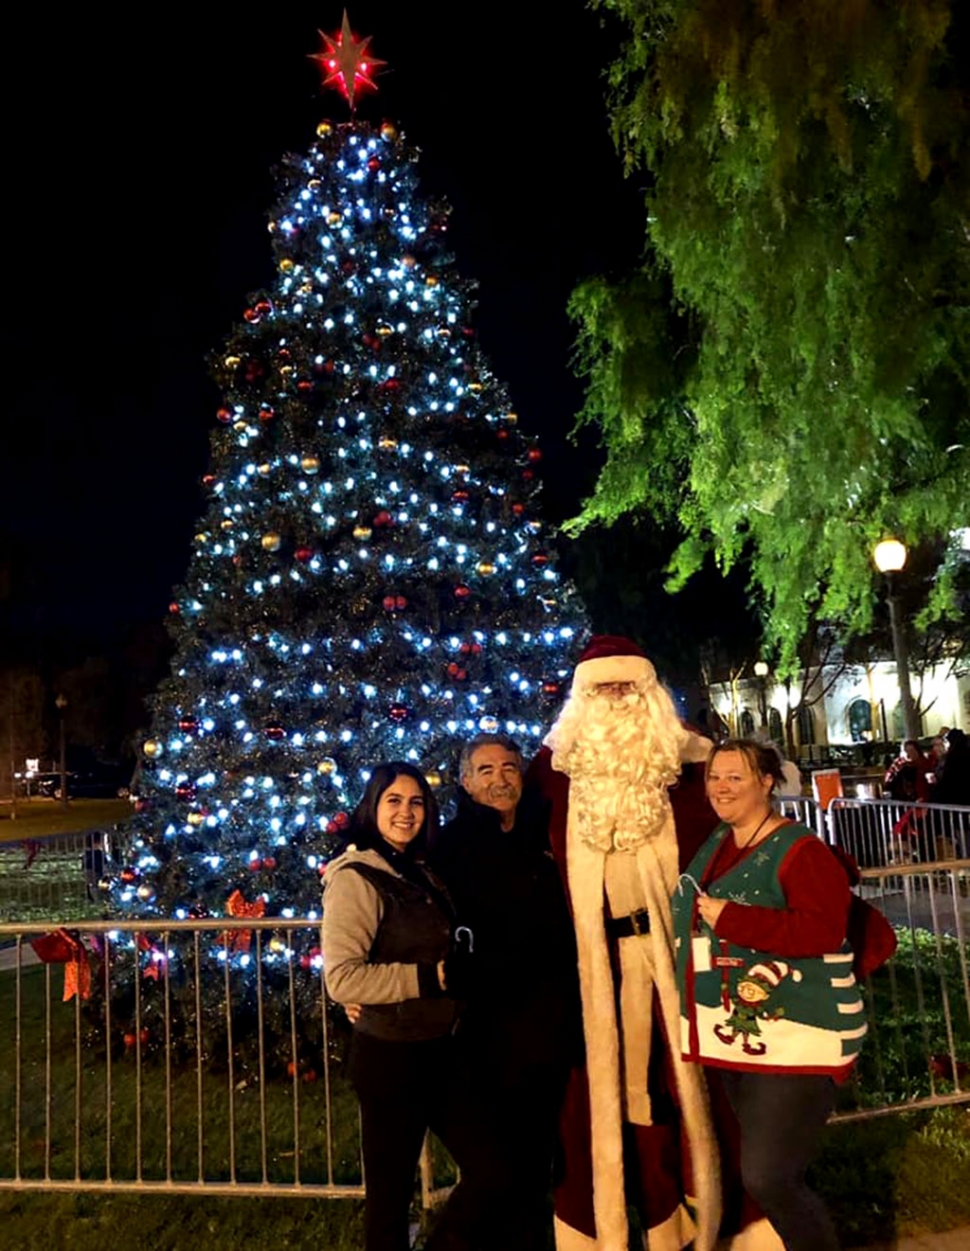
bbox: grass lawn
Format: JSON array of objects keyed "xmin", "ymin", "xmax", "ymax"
[{"xmin": 0, "ymin": 800, "xmax": 132, "ymax": 843}]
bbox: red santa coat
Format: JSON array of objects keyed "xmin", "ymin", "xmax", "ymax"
[{"xmin": 529, "ymin": 747, "xmax": 782, "ymax": 1251}]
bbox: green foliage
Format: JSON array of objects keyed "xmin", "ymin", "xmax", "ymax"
[{"xmin": 571, "ymin": 0, "xmax": 970, "ymax": 670}]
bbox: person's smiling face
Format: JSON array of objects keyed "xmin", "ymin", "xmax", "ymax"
[
  {"xmin": 462, "ymin": 743, "xmax": 523, "ymax": 828},
  {"xmin": 375, "ymin": 774, "xmax": 426, "ymax": 851},
  {"xmin": 706, "ymin": 749, "xmax": 773, "ymax": 829}
]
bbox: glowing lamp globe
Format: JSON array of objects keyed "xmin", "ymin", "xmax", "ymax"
[{"xmin": 873, "ymin": 539, "xmax": 907, "ymax": 574}]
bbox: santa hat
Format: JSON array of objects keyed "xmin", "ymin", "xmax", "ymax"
[
  {"xmin": 573, "ymin": 634, "xmax": 657, "ymax": 689},
  {"xmin": 747, "ymin": 960, "xmax": 803, "ymax": 988}
]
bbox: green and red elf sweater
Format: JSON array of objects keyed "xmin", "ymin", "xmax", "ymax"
[{"xmin": 672, "ymin": 822, "xmax": 867, "ymax": 1077}]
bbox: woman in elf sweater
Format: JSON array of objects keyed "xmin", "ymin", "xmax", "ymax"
[
  {"xmin": 672, "ymin": 739, "xmax": 866, "ymax": 1251},
  {"xmin": 322, "ymin": 762, "xmax": 496, "ymax": 1251}
]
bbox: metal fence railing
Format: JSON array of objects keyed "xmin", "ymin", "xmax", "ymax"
[
  {"xmin": 828, "ymin": 798, "xmax": 970, "ymax": 869},
  {"xmin": 0, "ymin": 826, "xmax": 134, "ymax": 924}
]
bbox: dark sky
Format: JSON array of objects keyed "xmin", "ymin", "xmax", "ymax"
[{"xmin": 3, "ymin": 4, "xmax": 646, "ymax": 670}]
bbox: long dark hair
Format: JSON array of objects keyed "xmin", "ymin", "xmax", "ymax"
[{"xmin": 348, "ymin": 762, "xmax": 440, "ymax": 860}]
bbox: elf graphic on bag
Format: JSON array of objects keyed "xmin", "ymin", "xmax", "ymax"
[{"xmin": 714, "ymin": 960, "xmax": 803, "ymax": 1056}]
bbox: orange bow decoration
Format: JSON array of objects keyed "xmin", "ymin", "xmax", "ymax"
[
  {"xmin": 30, "ymin": 928, "xmax": 91, "ymax": 1002},
  {"xmin": 223, "ymin": 889, "xmax": 266, "ymax": 954}
]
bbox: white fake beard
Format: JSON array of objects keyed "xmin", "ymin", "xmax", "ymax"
[{"xmin": 545, "ymin": 685, "xmax": 689, "ymax": 852}]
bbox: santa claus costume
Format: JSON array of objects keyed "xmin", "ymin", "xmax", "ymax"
[{"xmin": 529, "ymin": 636, "xmax": 783, "ymax": 1251}]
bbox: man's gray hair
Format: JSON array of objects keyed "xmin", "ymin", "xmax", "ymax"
[{"xmin": 458, "ymin": 733, "xmax": 524, "ymax": 781}]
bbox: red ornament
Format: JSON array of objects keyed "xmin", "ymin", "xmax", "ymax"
[
  {"xmin": 175, "ymin": 783, "xmax": 196, "ymax": 802},
  {"xmin": 454, "ymin": 584, "xmax": 471, "ymax": 600},
  {"xmin": 123, "ymin": 1032, "xmax": 137, "ymax": 1049},
  {"xmin": 382, "ymin": 595, "xmax": 397, "ymax": 611},
  {"xmin": 244, "ymin": 360, "xmax": 265, "ymax": 383},
  {"xmin": 297, "ymin": 379, "xmax": 314, "ymax": 393},
  {"xmin": 542, "ymin": 681, "xmax": 561, "ymax": 695},
  {"xmin": 310, "ymin": 13, "xmax": 387, "ymax": 108},
  {"xmin": 462, "ymin": 326, "xmax": 475, "ymax": 338},
  {"xmin": 527, "ymin": 448, "xmax": 543, "ymax": 463},
  {"xmin": 202, "ymin": 474, "xmax": 216, "ymax": 488},
  {"xmin": 249, "ymin": 858, "xmax": 263, "ymax": 872},
  {"xmin": 451, "ymin": 489, "xmax": 470, "ymax": 504},
  {"xmin": 139, "ymin": 1027, "xmax": 150, "ymax": 1045},
  {"xmin": 278, "ymin": 347, "xmax": 291, "ymax": 361},
  {"xmin": 395, "ymin": 595, "xmax": 408, "ymax": 610},
  {"xmin": 367, "ymin": 157, "xmax": 380, "ymax": 172},
  {"xmin": 531, "ymin": 553, "xmax": 549, "ymax": 567},
  {"xmin": 326, "ymin": 820, "xmax": 339, "ymax": 836},
  {"xmin": 373, "ymin": 510, "xmax": 393, "ymax": 527},
  {"xmin": 134, "ymin": 799, "xmax": 150, "ymax": 814},
  {"xmin": 388, "ymin": 704, "xmax": 409, "ymax": 723},
  {"xmin": 178, "ymin": 717, "xmax": 199, "ymax": 734},
  {"xmin": 447, "ymin": 662, "xmax": 460, "ymax": 677},
  {"xmin": 243, "ymin": 307, "xmax": 260, "ymax": 324},
  {"xmin": 216, "ymin": 407, "xmax": 233, "ymax": 424},
  {"xmin": 263, "ymin": 856, "xmax": 277, "ymax": 871},
  {"xmin": 120, "ymin": 868, "xmax": 138, "ymax": 884},
  {"xmin": 265, "ymin": 723, "xmax": 286, "ymax": 741},
  {"xmin": 379, "ymin": 378, "xmax": 401, "ymax": 393},
  {"xmin": 254, "ymin": 299, "xmax": 272, "ymax": 317},
  {"xmin": 496, "ymin": 429, "xmax": 509, "ymax": 441},
  {"xmin": 168, "ymin": 601, "xmax": 181, "ymax": 614},
  {"xmin": 521, "ymin": 469, "xmax": 534, "ymax": 482},
  {"xmin": 300, "ymin": 955, "xmax": 311, "ymax": 969},
  {"xmin": 511, "ymin": 503, "xmax": 526, "ymax": 516},
  {"xmin": 313, "ymin": 358, "xmax": 335, "ymax": 376},
  {"xmin": 259, "ymin": 404, "xmax": 275, "ymax": 422},
  {"xmin": 334, "ymin": 812, "xmax": 350, "ymax": 830},
  {"xmin": 295, "ymin": 546, "xmax": 315, "ymax": 563}
]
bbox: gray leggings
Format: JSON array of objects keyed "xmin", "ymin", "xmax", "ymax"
[{"xmin": 713, "ymin": 1069, "xmax": 839, "ymax": 1251}]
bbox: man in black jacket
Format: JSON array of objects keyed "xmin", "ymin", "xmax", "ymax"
[{"xmin": 428, "ymin": 734, "xmax": 580, "ymax": 1251}]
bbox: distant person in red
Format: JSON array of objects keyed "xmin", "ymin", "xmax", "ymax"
[
  {"xmin": 883, "ymin": 739, "xmax": 932, "ymax": 802},
  {"xmin": 530, "ymin": 635, "xmax": 782, "ymax": 1251}
]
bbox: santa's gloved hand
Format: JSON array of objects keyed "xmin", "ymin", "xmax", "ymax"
[{"xmin": 443, "ymin": 926, "xmax": 475, "ymax": 999}]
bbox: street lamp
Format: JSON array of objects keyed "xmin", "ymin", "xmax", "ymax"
[
  {"xmin": 55, "ymin": 693, "xmax": 68, "ymax": 810},
  {"xmin": 872, "ymin": 539, "xmax": 920, "ymax": 742},
  {"xmin": 753, "ymin": 660, "xmax": 770, "ymax": 729}
]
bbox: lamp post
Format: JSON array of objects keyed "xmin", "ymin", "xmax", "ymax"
[
  {"xmin": 872, "ymin": 539, "xmax": 920, "ymax": 743},
  {"xmin": 753, "ymin": 660, "xmax": 770, "ymax": 729},
  {"xmin": 55, "ymin": 693, "xmax": 68, "ymax": 810}
]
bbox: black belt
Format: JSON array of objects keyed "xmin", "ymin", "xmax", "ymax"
[{"xmin": 605, "ymin": 908, "xmax": 651, "ymax": 938}]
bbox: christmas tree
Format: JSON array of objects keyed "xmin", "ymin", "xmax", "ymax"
[{"xmin": 96, "ymin": 20, "xmax": 585, "ymax": 1066}]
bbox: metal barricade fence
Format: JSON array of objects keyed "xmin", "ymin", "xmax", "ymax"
[
  {"xmin": 832, "ymin": 858, "xmax": 970, "ymax": 1121},
  {"xmin": 0, "ymin": 826, "xmax": 134, "ymax": 923},
  {"xmin": 0, "ymin": 918, "xmax": 365, "ymax": 1197},
  {"xmin": 829, "ymin": 798, "xmax": 970, "ymax": 868}
]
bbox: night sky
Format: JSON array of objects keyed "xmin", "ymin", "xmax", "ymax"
[{"xmin": 3, "ymin": 4, "xmax": 646, "ymax": 678}]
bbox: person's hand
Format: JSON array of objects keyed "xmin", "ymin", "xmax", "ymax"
[
  {"xmin": 437, "ymin": 959, "xmax": 447, "ymax": 991},
  {"xmin": 697, "ymin": 894, "xmax": 728, "ymax": 928},
  {"xmin": 344, "ymin": 1002, "xmax": 362, "ymax": 1024}
]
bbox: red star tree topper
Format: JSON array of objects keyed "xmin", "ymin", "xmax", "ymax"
[{"xmin": 311, "ymin": 10, "xmax": 386, "ymax": 110}]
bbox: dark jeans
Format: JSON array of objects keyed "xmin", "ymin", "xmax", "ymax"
[
  {"xmin": 350, "ymin": 1031, "xmax": 516, "ymax": 1251},
  {"xmin": 713, "ymin": 1069, "xmax": 839, "ymax": 1251}
]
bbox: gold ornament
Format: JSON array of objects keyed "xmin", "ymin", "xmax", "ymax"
[
  {"xmin": 378, "ymin": 435, "xmax": 399, "ymax": 450},
  {"xmin": 455, "ymin": 463, "xmax": 470, "ymax": 475},
  {"xmin": 327, "ymin": 211, "xmax": 342, "ymax": 226},
  {"xmin": 380, "ymin": 121, "xmax": 398, "ymax": 141},
  {"xmin": 317, "ymin": 121, "xmax": 334, "ymax": 138},
  {"xmin": 308, "ymin": 178, "xmax": 322, "ymax": 190},
  {"xmin": 527, "ymin": 520, "xmax": 542, "ymax": 533},
  {"xmin": 402, "ymin": 254, "xmax": 417, "ymax": 268},
  {"xmin": 267, "ymin": 221, "xmax": 277, "ymax": 233},
  {"xmin": 143, "ymin": 739, "xmax": 162, "ymax": 759},
  {"xmin": 279, "ymin": 364, "xmax": 294, "ymax": 377},
  {"xmin": 353, "ymin": 525, "xmax": 373, "ymax": 540},
  {"xmin": 425, "ymin": 770, "xmax": 442, "ymax": 789},
  {"xmin": 505, "ymin": 411, "xmax": 519, "ymax": 425},
  {"xmin": 195, "ymin": 532, "xmax": 209, "ymax": 545},
  {"xmin": 317, "ymin": 758, "xmax": 337, "ymax": 776},
  {"xmin": 261, "ymin": 533, "xmax": 282, "ymax": 552},
  {"xmin": 468, "ymin": 381, "xmax": 484, "ymax": 393},
  {"xmin": 279, "ymin": 258, "xmax": 295, "ymax": 274},
  {"xmin": 136, "ymin": 884, "xmax": 155, "ymax": 902},
  {"xmin": 220, "ymin": 519, "xmax": 234, "ymax": 531},
  {"xmin": 301, "ymin": 455, "xmax": 321, "ymax": 475},
  {"xmin": 376, "ymin": 322, "xmax": 393, "ymax": 337},
  {"xmin": 476, "ymin": 561, "xmax": 496, "ymax": 576},
  {"xmin": 298, "ymin": 281, "xmax": 313, "ymax": 295},
  {"xmin": 436, "ymin": 327, "xmax": 451, "ymax": 339},
  {"xmin": 233, "ymin": 420, "xmax": 248, "ymax": 433},
  {"xmin": 224, "ymin": 355, "xmax": 241, "ymax": 370},
  {"xmin": 257, "ymin": 463, "xmax": 272, "ymax": 477},
  {"xmin": 268, "ymin": 936, "xmax": 287, "ymax": 954},
  {"xmin": 425, "ymin": 275, "xmax": 439, "ymax": 288},
  {"xmin": 187, "ymin": 811, "xmax": 205, "ymax": 827}
]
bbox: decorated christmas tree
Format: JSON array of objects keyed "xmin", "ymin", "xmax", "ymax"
[{"xmin": 95, "ymin": 19, "xmax": 585, "ymax": 1065}]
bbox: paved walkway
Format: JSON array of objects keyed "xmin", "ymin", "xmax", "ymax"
[{"xmin": 849, "ymin": 1227, "xmax": 970, "ymax": 1250}]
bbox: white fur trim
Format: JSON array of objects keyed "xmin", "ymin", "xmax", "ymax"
[
  {"xmin": 554, "ymin": 1215, "xmax": 598, "ymax": 1251},
  {"xmin": 574, "ymin": 654, "xmax": 655, "ymax": 689}
]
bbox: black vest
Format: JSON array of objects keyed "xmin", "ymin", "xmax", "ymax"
[{"xmin": 347, "ymin": 860, "xmax": 458, "ymax": 1042}]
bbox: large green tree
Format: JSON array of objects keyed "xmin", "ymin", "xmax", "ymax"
[{"xmin": 568, "ymin": 0, "xmax": 970, "ymax": 669}]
